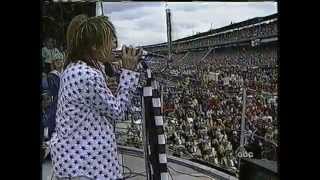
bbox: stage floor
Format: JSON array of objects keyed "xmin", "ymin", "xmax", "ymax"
[{"xmin": 42, "ymin": 153, "xmax": 215, "ymax": 180}]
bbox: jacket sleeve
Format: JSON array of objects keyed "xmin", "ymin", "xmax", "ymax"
[
  {"xmin": 47, "ymin": 73, "xmax": 60, "ymax": 98},
  {"xmin": 86, "ymin": 69, "xmax": 140, "ymax": 121}
]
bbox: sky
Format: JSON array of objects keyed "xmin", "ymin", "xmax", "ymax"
[{"xmin": 96, "ymin": 2, "xmax": 278, "ymax": 48}]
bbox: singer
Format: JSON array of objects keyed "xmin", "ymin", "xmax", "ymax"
[{"xmin": 50, "ymin": 15, "xmax": 143, "ymax": 180}]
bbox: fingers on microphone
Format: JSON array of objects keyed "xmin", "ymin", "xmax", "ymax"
[
  {"xmin": 122, "ymin": 45, "xmax": 127, "ymax": 57},
  {"xmin": 138, "ymin": 48, "xmax": 143, "ymax": 56},
  {"xmin": 132, "ymin": 47, "xmax": 137, "ymax": 57},
  {"xmin": 128, "ymin": 45, "xmax": 133, "ymax": 55}
]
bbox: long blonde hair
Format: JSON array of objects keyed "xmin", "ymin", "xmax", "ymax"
[
  {"xmin": 66, "ymin": 14, "xmax": 87, "ymax": 52},
  {"xmin": 65, "ymin": 15, "xmax": 117, "ymax": 70},
  {"xmin": 65, "ymin": 14, "xmax": 87, "ymax": 69}
]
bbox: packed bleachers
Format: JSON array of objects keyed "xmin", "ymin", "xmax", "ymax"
[
  {"xmin": 140, "ymin": 32, "xmax": 278, "ymax": 171},
  {"xmin": 159, "ymin": 44, "xmax": 278, "ymax": 171}
]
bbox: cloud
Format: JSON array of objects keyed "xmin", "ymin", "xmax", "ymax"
[
  {"xmin": 101, "ymin": 4, "xmax": 167, "ymax": 47},
  {"xmin": 97, "ymin": 2, "xmax": 161, "ymax": 15},
  {"xmin": 98, "ymin": 2, "xmax": 278, "ymax": 47}
]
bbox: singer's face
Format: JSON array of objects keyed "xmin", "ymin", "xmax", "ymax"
[
  {"xmin": 112, "ymin": 37, "xmax": 117, "ymax": 50},
  {"xmin": 98, "ymin": 36, "xmax": 118, "ymax": 64}
]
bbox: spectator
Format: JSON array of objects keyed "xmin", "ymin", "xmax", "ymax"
[{"xmin": 44, "ymin": 51, "xmax": 64, "ymax": 140}]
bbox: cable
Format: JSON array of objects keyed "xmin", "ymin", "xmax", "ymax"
[
  {"xmin": 123, "ymin": 172, "xmax": 146, "ymax": 179},
  {"xmin": 122, "ymin": 164, "xmax": 133, "ymax": 179},
  {"xmin": 125, "ymin": 172, "xmax": 147, "ymax": 179},
  {"xmin": 121, "ymin": 149, "xmax": 125, "ymax": 176},
  {"xmin": 168, "ymin": 168, "xmax": 174, "ymax": 180},
  {"xmin": 50, "ymin": 169, "xmax": 54, "ymax": 180},
  {"xmin": 121, "ymin": 164, "xmax": 147, "ymax": 179},
  {"xmin": 168, "ymin": 165, "xmax": 214, "ymax": 179}
]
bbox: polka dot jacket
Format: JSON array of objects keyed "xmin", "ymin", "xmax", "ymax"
[{"xmin": 50, "ymin": 61, "xmax": 140, "ymax": 180}]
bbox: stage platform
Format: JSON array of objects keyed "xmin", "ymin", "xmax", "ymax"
[{"xmin": 42, "ymin": 146, "xmax": 237, "ymax": 180}]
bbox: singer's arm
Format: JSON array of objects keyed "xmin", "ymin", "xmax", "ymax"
[{"xmin": 86, "ymin": 69, "xmax": 140, "ymax": 121}]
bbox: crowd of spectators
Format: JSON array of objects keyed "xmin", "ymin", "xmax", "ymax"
[
  {"xmin": 205, "ymin": 21, "xmax": 278, "ymax": 46},
  {"xmin": 217, "ymin": 21, "xmax": 278, "ymax": 44},
  {"xmin": 163, "ymin": 75, "xmax": 277, "ymax": 169},
  {"xmin": 136, "ymin": 43, "xmax": 278, "ymax": 172},
  {"xmin": 202, "ymin": 45, "xmax": 277, "ymax": 67}
]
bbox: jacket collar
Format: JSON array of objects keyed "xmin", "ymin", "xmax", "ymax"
[{"xmin": 49, "ymin": 70, "xmax": 60, "ymax": 76}]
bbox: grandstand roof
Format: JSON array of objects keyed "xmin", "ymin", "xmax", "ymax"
[
  {"xmin": 175, "ymin": 13, "xmax": 278, "ymax": 42},
  {"xmin": 141, "ymin": 13, "xmax": 278, "ymax": 48}
]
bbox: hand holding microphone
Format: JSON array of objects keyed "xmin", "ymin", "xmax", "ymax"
[{"xmin": 121, "ymin": 45, "xmax": 143, "ymax": 71}]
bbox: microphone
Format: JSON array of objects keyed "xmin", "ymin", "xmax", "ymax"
[
  {"xmin": 112, "ymin": 49, "xmax": 166, "ymax": 61},
  {"xmin": 141, "ymin": 50, "xmax": 167, "ymax": 60},
  {"xmin": 112, "ymin": 49, "xmax": 165, "ymax": 70},
  {"xmin": 104, "ymin": 62, "xmax": 116, "ymax": 77}
]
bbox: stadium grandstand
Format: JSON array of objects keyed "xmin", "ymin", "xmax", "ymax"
[{"xmin": 140, "ymin": 13, "xmax": 277, "ymax": 56}]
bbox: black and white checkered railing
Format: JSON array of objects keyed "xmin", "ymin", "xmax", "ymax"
[{"xmin": 143, "ymin": 68, "xmax": 168, "ymax": 180}]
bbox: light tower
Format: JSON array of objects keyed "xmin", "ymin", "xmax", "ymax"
[
  {"xmin": 165, "ymin": 5, "xmax": 172, "ymax": 63},
  {"xmin": 100, "ymin": 0, "xmax": 104, "ymax": 16}
]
